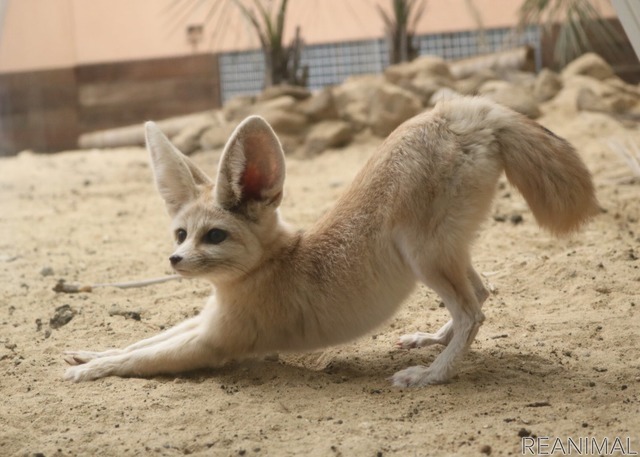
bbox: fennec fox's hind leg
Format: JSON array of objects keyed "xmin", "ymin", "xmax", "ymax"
[
  {"xmin": 392, "ymin": 264, "xmax": 485, "ymax": 387},
  {"xmin": 397, "ymin": 267, "xmax": 488, "ymax": 349}
]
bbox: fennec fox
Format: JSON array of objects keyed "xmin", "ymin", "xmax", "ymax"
[{"xmin": 64, "ymin": 96, "xmax": 598, "ymax": 386}]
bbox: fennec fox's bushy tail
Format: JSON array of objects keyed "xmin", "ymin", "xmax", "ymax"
[
  {"xmin": 64, "ymin": 96, "xmax": 598, "ymax": 387},
  {"xmin": 445, "ymin": 98, "xmax": 599, "ymax": 235},
  {"xmin": 498, "ymin": 116, "xmax": 598, "ymax": 235}
]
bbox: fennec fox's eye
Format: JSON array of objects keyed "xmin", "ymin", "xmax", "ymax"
[
  {"xmin": 204, "ymin": 228, "xmax": 228, "ymax": 245},
  {"xmin": 175, "ymin": 229, "xmax": 187, "ymax": 244}
]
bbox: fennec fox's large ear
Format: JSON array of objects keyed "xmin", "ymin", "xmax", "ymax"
[
  {"xmin": 145, "ymin": 121, "xmax": 212, "ymax": 216},
  {"xmin": 215, "ymin": 116, "xmax": 285, "ymax": 214}
]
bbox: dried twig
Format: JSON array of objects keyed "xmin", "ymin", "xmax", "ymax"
[
  {"xmin": 53, "ymin": 275, "xmax": 181, "ymax": 294},
  {"xmin": 93, "ymin": 275, "xmax": 182, "ymax": 289},
  {"xmin": 607, "ymin": 138, "xmax": 640, "ymax": 178}
]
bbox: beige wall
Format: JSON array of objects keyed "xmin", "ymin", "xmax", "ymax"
[
  {"xmin": 70, "ymin": 0, "xmax": 215, "ymax": 64},
  {"xmin": 0, "ymin": 0, "xmax": 76, "ymax": 72},
  {"xmin": 0, "ymin": 0, "xmax": 211, "ymax": 72},
  {"xmin": 0, "ymin": 0, "xmax": 618, "ymax": 73}
]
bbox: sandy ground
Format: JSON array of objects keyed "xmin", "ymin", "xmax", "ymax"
[{"xmin": 1, "ymin": 108, "xmax": 639, "ymax": 457}]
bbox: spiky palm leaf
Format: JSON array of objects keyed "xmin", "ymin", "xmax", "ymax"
[
  {"xmin": 169, "ymin": 0, "xmax": 304, "ymax": 88},
  {"xmin": 377, "ymin": 0, "xmax": 427, "ymax": 64},
  {"xmin": 518, "ymin": 0, "xmax": 623, "ymax": 67}
]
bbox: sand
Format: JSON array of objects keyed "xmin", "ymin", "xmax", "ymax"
[{"xmin": 1, "ymin": 108, "xmax": 639, "ymax": 456}]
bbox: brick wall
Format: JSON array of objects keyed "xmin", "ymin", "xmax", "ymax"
[{"xmin": 0, "ymin": 54, "xmax": 221, "ymax": 156}]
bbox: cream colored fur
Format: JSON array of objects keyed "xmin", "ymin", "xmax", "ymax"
[{"xmin": 64, "ymin": 96, "xmax": 598, "ymax": 386}]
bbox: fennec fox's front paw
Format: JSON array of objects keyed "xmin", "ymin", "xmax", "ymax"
[
  {"xmin": 64, "ymin": 359, "xmax": 117, "ymax": 382},
  {"xmin": 64, "ymin": 350, "xmax": 121, "ymax": 365}
]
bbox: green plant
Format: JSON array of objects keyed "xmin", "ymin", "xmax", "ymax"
[
  {"xmin": 230, "ymin": 0, "xmax": 306, "ymax": 87},
  {"xmin": 517, "ymin": 0, "xmax": 623, "ymax": 67},
  {"xmin": 171, "ymin": 0, "xmax": 307, "ymax": 88},
  {"xmin": 377, "ymin": 0, "xmax": 427, "ymax": 64}
]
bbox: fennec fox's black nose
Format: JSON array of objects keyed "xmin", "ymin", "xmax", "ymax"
[{"xmin": 169, "ymin": 255, "xmax": 183, "ymax": 266}]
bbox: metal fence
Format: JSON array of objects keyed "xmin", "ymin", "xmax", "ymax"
[{"xmin": 218, "ymin": 26, "xmax": 541, "ymax": 103}]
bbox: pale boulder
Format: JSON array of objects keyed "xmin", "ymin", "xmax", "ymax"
[
  {"xmin": 559, "ymin": 74, "xmax": 638, "ymax": 114},
  {"xmin": 478, "ymin": 80, "xmax": 541, "ymax": 119},
  {"xmin": 534, "ymin": 69, "xmax": 563, "ymax": 102},
  {"xmin": 299, "ymin": 87, "xmax": 339, "ymax": 121},
  {"xmin": 261, "ymin": 110, "xmax": 309, "ymax": 136},
  {"xmin": 222, "ymin": 95, "xmax": 255, "ymax": 122},
  {"xmin": 171, "ymin": 116, "xmax": 215, "ymax": 155},
  {"xmin": 429, "ymin": 87, "xmax": 462, "ymax": 106},
  {"xmin": 384, "ymin": 55, "xmax": 453, "ymax": 86},
  {"xmin": 333, "ymin": 75, "xmax": 386, "ymax": 130},
  {"xmin": 368, "ymin": 84, "xmax": 423, "ymax": 137},
  {"xmin": 562, "ymin": 53, "xmax": 615, "ymax": 81},
  {"xmin": 258, "ymin": 84, "xmax": 311, "ymax": 102},
  {"xmin": 404, "ymin": 75, "xmax": 455, "ymax": 105},
  {"xmin": 455, "ymin": 69, "xmax": 499, "ymax": 95},
  {"xmin": 302, "ymin": 120, "xmax": 353, "ymax": 156},
  {"xmin": 199, "ymin": 122, "xmax": 236, "ymax": 150}
]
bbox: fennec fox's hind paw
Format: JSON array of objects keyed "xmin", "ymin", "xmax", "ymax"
[
  {"xmin": 396, "ymin": 320, "xmax": 454, "ymax": 349},
  {"xmin": 397, "ymin": 333, "xmax": 445, "ymax": 349},
  {"xmin": 391, "ymin": 365, "xmax": 450, "ymax": 387}
]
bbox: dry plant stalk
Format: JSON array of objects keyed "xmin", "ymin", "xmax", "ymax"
[
  {"xmin": 607, "ymin": 138, "xmax": 640, "ymax": 178},
  {"xmin": 53, "ymin": 275, "xmax": 181, "ymax": 294}
]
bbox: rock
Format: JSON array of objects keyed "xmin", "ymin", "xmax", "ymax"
[
  {"xmin": 404, "ymin": 75, "xmax": 455, "ymax": 105},
  {"xmin": 450, "ymin": 46, "xmax": 535, "ymax": 79},
  {"xmin": 302, "ymin": 120, "xmax": 353, "ymax": 156},
  {"xmin": 254, "ymin": 95, "xmax": 299, "ymax": 114},
  {"xmin": 79, "ymin": 112, "xmax": 209, "ymax": 149},
  {"xmin": 606, "ymin": 76, "xmax": 640, "ymax": 97},
  {"xmin": 560, "ymin": 74, "xmax": 638, "ymax": 114},
  {"xmin": 478, "ymin": 80, "xmax": 510, "ymax": 94},
  {"xmin": 562, "ymin": 53, "xmax": 614, "ymax": 81},
  {"xmin": 534, "ymin": 69, "xmax": 563, "ymax": 102},
  {"xmin": 429, "ymin": 87, "xmax": 462, "ymax": 106},
  {"xmin": 258, "ymin": 84, "xmax": 311, "ymax": 102},
  {"xmin": 502, "ymin": 70, "xmax": 536, "ymax": 88},
  {"xmin": 518, "ymin": 428, "xmax": 532, "ymax": 438},
  {"xmin": 479, "ymin": 80, "xmax": 541, "ymax": 119},
  {"xmin": 227, "ymin": 95, "xmax": 309, "ymax": 137},
  {"xmin": 299, "ymin": 87, "xmax": 339, "ymax": 121},
  {"xmin": 576, "ymin": 87, "xmax": 610, "ymax": 112},
  {"xmin": 109, "ymin": 308, "xmax": 142, "ymax": 321},
  {"xmin": 603, "ymin": 77, "xmax": 640, "ymax": 111},
  {"xmin": 546, "ymin": 75, "xmax": 607, "ymax": 115},
  {"xmin": 384, "ymin": 55, "xmax": 453, "ymax": 86},
  {"xmin": 171, "ymin": 115, "xmax": 216, "ymax": 155},
  {"xmin": 200, "ymin": 123, "xmax": 236, "ymax": 150},
  {"xmin": 455, "ymin": 69, "xmax": 499, "ymax": 95},
  {"xmin": 50, "ymin": 304, "xmax": 76, "ymax": 329},
  {"xmin": 40, "ymin": 266, "xmax": 54, "ymax": 277},
  {"xmin": 222, "ymin": 95, "xmax": 255, "ymax": 122},
  {"xmin": 333, "ymin": 75, "xmax": 386, "ymax": 130},
  {"xmin": 576, "ymin": 86, "xmax": 636, "ymax": 114},
  {"xmin": 369, "ymin": 84, "xmax": 423, "ymax": 137},
  {"xmin": 260, "ymin": 110, "xmax": 308, "ymax": 136},
  {"xmin": 276, "ymin": 133, "xmax": 303, "ymax": 155}
]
